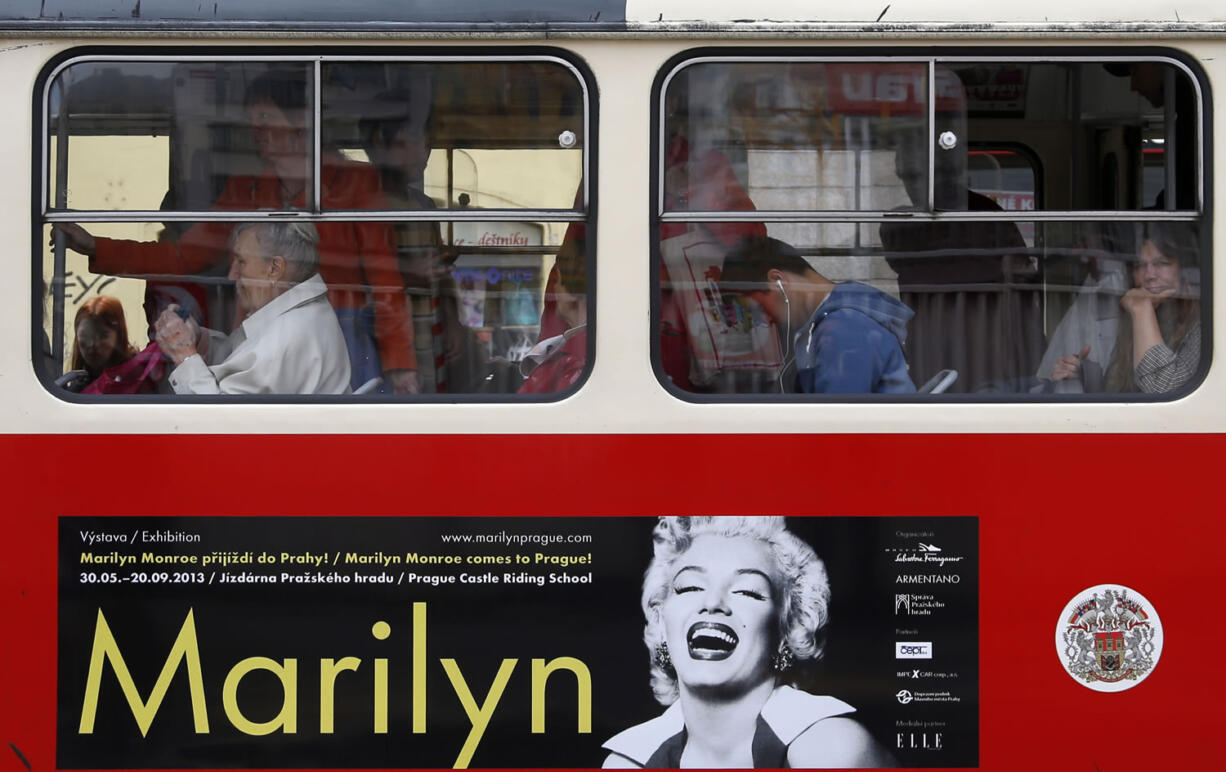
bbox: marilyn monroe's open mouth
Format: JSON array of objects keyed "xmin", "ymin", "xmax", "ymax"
[{"xmin": 687, "ymin": 622, "xmax": 739, "ymax": 661}]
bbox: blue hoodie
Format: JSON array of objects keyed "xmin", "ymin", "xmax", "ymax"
[{"xmin": 794, "ymin": 282, "xmax": 916, "ymax": 394}]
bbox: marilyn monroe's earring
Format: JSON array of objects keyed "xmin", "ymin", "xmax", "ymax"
[
  {"xmin": 772, "ymin": 642, "xmax": 795, "ymax": 673},
  {"xmin": 653, "ymin": 642, "xmax": 675, "ymax": 676}
]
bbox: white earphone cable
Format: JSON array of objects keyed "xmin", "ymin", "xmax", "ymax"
[{"xmin": 775, "ymin": 278, "xmax": 794, "ymax": 393}]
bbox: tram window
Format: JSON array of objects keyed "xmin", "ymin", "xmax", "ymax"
[
  {"xmin": 39, "ymin": 55, "xmax": 591, "ymax": 399},
  {"xmin": 655, "ymin": 55, "xmax": 1207, "ymax": 398}
]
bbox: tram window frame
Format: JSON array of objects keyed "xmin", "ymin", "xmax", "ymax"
[
  {"xmin": 650, "ymin": 47, "xmax": 1212, "ymax": 403},
  {"xmin": 32, "ymin": 47, "xmax": 597, "ymax": 403}
]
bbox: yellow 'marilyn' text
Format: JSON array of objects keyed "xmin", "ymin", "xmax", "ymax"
[{"xmin": 78, "ymin": 602, "xmax": 591, "ymax": 768}]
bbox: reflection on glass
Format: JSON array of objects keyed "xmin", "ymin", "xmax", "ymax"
[
  {"xmin": 48, "ymin": 62, "xmax": 315, "ymax": 212},
  {"xmin": 661, "ymin": 59, "xmax": 1197, "ymax": 219},
  {"xmin": 46, "ymin": 217, "xmax": 414, "ymax": 395},
  {"xmin": 879, "ymin": 204, "xmax": 1042, "ymax": 393},
  {"xmin": 657, "ymin": 221, "xmax": 1202, "ymax": 397},
  {"xmin": 44, "ymin": 57, "xmax": 591, "ymax": 398},
  {"xmin": 660, "ymin": 223, "xmax": 918, "ymax": 395},
  {"xmin": 968, "ymin": 148, "xmax": 1038, "ymax": 244},
  {"xmin": 1037, "ymin": 221, "xmax": 1201, "ymax": 394},
  {"xmin": 663, "ymin": 62, "xmax": 930, "ymax": 213},
  {"xmin": 656, "ymin": 57, "xmax": 1205, "ymax": 399},
  {"xmin": 321, "ymin": 61, "xmax": 585, "ymax": 211},
  {"xmin": 948, "ymin": 61, "xmax": 1196, "ymax": 210},
  {"xmin": 43, "ymin": 220, "xmax": 585, "ymax": 397}
]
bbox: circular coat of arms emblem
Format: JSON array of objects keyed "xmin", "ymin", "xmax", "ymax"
[{"xmin": 1055, "ymin": 584, "xmax": 1163, "ymax": 692}]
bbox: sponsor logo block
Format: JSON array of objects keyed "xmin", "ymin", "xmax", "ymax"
[{"xmin": 896, "ymin": 641, "xmax": 933, "ymax": 659}]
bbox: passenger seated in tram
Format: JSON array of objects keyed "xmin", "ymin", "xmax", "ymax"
[
  {"xmin": 1049, "ymin": 222, "xmax": 1201, "ymax": 394},
  {"xmin": 52, "ymin": 67, "xmax": 417, "ymax": 394},
  {"xmin": 152, "ymin": 221, "xmax": 351, "ymax": 395},
  {"xmin": 69, "ymin": 295, "xmax": 164, "ymax": 395},
  {"xmin": 518, "ymin": 231, "xmax": 587, "ymax": 394},
  {"xmin": 719, "ymin": 236, "xmax": 916, "ymax": 394},
  {"xmin": 1034, "ymin": 222, "xmax": 1132, "ymax": 393}
]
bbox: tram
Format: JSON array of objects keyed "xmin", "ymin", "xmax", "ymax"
[{"xmin": 1, "ymin": 2, "xmax": 1223, "ymax": 770}]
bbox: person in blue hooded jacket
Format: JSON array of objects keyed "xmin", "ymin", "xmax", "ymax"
[{"xmin": 720, "ymin": 236, "xmax": 916, "ymax": 394}]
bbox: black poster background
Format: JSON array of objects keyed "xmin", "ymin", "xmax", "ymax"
[{"xmin": 58, "ymin": 516, "xmax": 977, "ymax": 768}]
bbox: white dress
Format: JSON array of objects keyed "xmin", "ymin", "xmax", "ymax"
[{"xmin": 602, "ymin": 685, "xmax": 856, "ymax": 768}]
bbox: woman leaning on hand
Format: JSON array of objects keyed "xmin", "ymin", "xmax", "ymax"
[{"xmin": 1104, "ymin": 222, "xmax": 1202, "ymax": 393}]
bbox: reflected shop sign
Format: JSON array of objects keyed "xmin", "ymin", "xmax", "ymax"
[
  {"xmin": 821, "ymin": 63, "xmax": 1028, "ymax": 117},
  {"xmin": 824, "ymin": 64, "xmax": 967, "ymax": 115},
  {"xmin": 451, "ymin": 222, "xmax": 541, "ymax": 253},
  {"xmin": 448, "ymin": 222, "xmax": 544, "ymax": 337},
  {"xmin": 58, "ymin": 516, "xmax": 978, "ymax": 769}
]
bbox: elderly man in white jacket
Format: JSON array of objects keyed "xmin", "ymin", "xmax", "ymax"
[{"xmin": 154, "ymin": 221, "xmax": 351, "ymax": 394}]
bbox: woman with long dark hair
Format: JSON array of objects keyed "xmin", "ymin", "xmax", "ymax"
[{"xmin": 1104, "ymin": 223, "xmax": 1201, "ymax": 393}]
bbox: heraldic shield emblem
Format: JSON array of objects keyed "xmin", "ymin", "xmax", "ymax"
[
  {"xmin": 1095, "ymin": 632, "xmax": 1125, "ymax": 672},
  {"xmin": 1055, "ymin": 584, "xmax": 1163, "ymax": 692}
]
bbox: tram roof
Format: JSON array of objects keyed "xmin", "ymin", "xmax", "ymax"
[
  {"xmin": 1, "ymin": 1, "xmax": 1224, "ymax": 34},
  {"xmin": 0, "ymin": 1, "xmax": 622, "ymax": 30}
]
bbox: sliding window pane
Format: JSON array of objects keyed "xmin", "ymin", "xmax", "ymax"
[
  {"xmin": 47, "ymin": 62, "xmax": 316, "ymax": 213},
  {"xmin": 662, "ymin": 62, "xmax": 931, "ymax": 214},
  {"xmin": 948, "ymin": 60, "xmax": 1198, "ymax": 210},
  {"xmin": 320, "ymin": 61, "xmax": 585, "ymax": 211}
]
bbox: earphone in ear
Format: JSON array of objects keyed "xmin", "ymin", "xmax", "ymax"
[{"xmin": 775, "ymin": 278, "xmax": 790, "ymax": 309}]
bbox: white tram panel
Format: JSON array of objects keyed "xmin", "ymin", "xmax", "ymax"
[{"xmin": 0, "ymin": 32, "xmax": 1220, "ymax": 434}]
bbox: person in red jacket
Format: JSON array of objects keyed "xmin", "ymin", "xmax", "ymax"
[
  {"xmin": 54, "ymin": 68, "xmax": 418, "ymax": 393},
  {"xmin": 518, "ymin": 233, "xmax": 588, "ymax": 395},
  {"xmin": 657, "ymin": 74, "xmax": 766, "ymax": 391}
]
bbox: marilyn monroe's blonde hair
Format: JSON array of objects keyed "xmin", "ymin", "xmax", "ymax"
[{"xmin": 641, "ymin": 516, "xmax": 830, "ymax": 705}]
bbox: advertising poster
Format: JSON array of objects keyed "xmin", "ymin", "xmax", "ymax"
[{"xmin": 59, "ymin": 516, "xmax": 977, "ymax": 769}]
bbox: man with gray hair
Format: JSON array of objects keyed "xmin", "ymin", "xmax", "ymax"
[{"xmin": 154, "ymin": 221, "xmax": 351, "ymax": 394}]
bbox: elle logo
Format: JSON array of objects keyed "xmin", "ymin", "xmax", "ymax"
[{"xmin": 897, "ymin": 732, "xmax": 943, "ymax": 750}]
